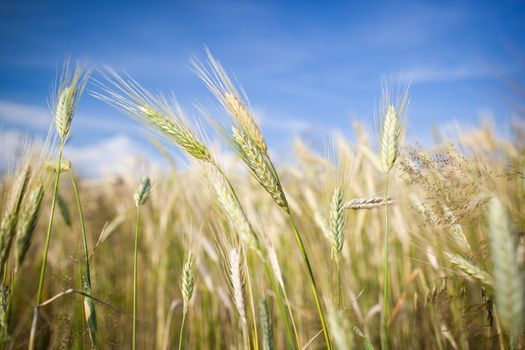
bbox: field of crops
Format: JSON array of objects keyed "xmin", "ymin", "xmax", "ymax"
[{"xmin": 0, "ymin": 55, "xmax": 524, "ymax": 349}]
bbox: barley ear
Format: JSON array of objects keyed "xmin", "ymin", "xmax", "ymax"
[
  {"xmin": 380, "ymin": 105, "xmax": 401, "ymax": 172},
  {"xmin": 54, "ymin": 64, "xmax": 90, "ymax": 141},
  {"xmin": 443, "ymin": 251, "xmax": 492, "ymax": 287},
  {"xmin": 15, "ymin": 186, "xmax": 45, "ymax": 269},
  {"xmin": 181, "ymin": 253, "xmax": 197, "ymax": 314},
  {"xmin": 259, "ymin": 297, "xmax": 273, "ymax": 350},
  {"xmin": 330, "ymin": 187, "xmax": 345, "ymax": 263},
  {"xmin": 487, "ymin": 198, "xmax": 524, "ymax": 342},
  {"xmin": 134, "ymin": 177, "xmax": 151, "ymax": 207}
]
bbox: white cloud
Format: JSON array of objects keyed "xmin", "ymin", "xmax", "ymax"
[
  {"xmin": 0, "ymin": 99, "xmax": 131, "ymax": 133},
  {"xmin": 0, "ymin": 100, "xmax": 51, "ymax": 129},
  {"xmin": 0, "ymin": 130, "xmax": 32, "ymax": 171},
  {"xmin": 63, "ymin": 135, "xmax": 162, "ymax": 178}
]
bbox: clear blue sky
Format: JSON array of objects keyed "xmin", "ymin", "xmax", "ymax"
[{"xmin": 1, "ymin": 0, "xmax": 524, "ymax": 176}]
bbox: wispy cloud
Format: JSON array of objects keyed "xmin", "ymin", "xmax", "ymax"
[
  {"xmin": 0, "ymin": 100, "xmax": 51, "ymax": 129},
  {"xmin": 63, "ymin": 135, "xmax": 161, "ymax": 178},
  {"xmin": 0, "ymin": 99, "xmax": 131, "ymax": 133}
]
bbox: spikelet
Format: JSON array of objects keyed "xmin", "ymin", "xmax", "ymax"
[
  {"xmin": 344, "ymin": 196, "xmax": 393, "ymax": 210},
  {"xmin": 487, "ymin": 198, "xmax": 524, "ymax": 341},
  {"xmin": 265, "ymin": 239, "xmax": 285, "ymax": 290},
  {"xmin": 232, "ymin": 127, "xmax": 287, "ymax": 209},
  {"xmin": 210, "ymin": 167, "xmax": 259, "ymax": 252},
  {"xmin": 259, "ymin": 298, "xmax": 273, "ymax": 350},
  {"xmin": 443, "ymin": 251, "xmax": 492, "ymax": 287},
  {"xmin": 134, "ymin": 177, "xmax": 151, "ymax": 207},
  {"xmin": 53, "ymin": 63, "xmax": 90, "ymax": 141},
  {"xmin": 94, "ymin": 68, "xmax": 213, "ymax": 163},
  {"xmin": 378, "ymin": 83, "xmax": 409, "ymax": 173},
  {"xmin": 15, "ymin": 185, "xmax": 44, "ymax": 269},
  {"xmin": 330, "ymin": 187, "xmax": 345, "ymax": 263},
  {"xmin": 181, "ymin": 253, "xmax": 197, "ymax": 314},
  {"xmin": 192, "ymin": 49, "xmax": 268, "ymax": 154}
]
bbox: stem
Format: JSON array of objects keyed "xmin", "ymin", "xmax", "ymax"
[
  {"xmin": 178, "ymin": 311, "xmax": 186, "ymax": 350},
  {"xmin": 382, "ymin": 171, "xmax": 390, "ymax": 350},
  {"xmin": 288, "ymin": 213, "xmax": 332, "ymax": 350},
  {"xmin": 336, "ymin": 261, "xmax": 343, "ymax": 309},
  {"xmin": 35, "ymin": 143, "xmax": 64, "ymax": 305},
  {"xmin": 245, "ymin": 255, "xmax": 259, "ymax": 350},
  {"xmin": 262, "ymin": 260, "xmax": 299, "ymax": 349},
  {"xmin": 70, "ymin": 173, "xmax": 91, "ymax": 286},
  {"xmin": 133, "ymin": 206, "xmax": 140, "ymax": 350},
  {"xmin": 30, "ymin": 143, "xmax": 64, "ymax": 350}
]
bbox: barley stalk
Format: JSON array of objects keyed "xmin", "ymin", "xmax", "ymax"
[
  {"xmin": 487, "ymin": 198, "xmax": 523, "ymax": 345},
  {"xmin": 179, "ymin": 252, "xmax": 196, "ymax": 350}
]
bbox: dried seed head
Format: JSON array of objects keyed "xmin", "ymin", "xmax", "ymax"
[
  {"xmin": 232, "ymin": 127, "xmax": 287, "ymax": 209},
  {"xmin": 344, "ymin": 196, "xmax": 393, "ymax": 210},
  {"xmin": 192, "ymin": 50, "xmax": 268, "ymax": 154},
  {"xmin": 228, "ymin": 248, "xmax": 247, "ymax": 324},
  {"xmin": 134, "ymin": 177, "xmax": 151, "ymax": 207},
  {"xmin": 94, "ymin": 68, "xmax": 213, "ymax": 163},
  {"xmin": 380, "ymin": 105, "xmax": 401, "ymax": 172},
  {"xmin": 224, "ymin": 92, "xmax": 267, "ymax": 153},
  {"xmin": 211, "ymin": 167, "xmax": 260, "ymax": 252}
]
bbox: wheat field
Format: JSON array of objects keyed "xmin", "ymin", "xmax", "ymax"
[{"xmin": 0, "ymin": 54, "xmax": 524, "ymax": 350}]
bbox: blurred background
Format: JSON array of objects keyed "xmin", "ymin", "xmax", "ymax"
[{"xmin": 1, "ymin": 0, "xmax": 524, "ymax": 177}]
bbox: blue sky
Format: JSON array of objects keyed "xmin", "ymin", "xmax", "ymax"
[{"xmin": 1, "ymin": 0, "xmax": 524, "ymax": 176}]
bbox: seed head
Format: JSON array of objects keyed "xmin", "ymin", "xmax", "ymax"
[{"xmin": 134, "ymin": 177, "xmax": 151, "ymax": 207}]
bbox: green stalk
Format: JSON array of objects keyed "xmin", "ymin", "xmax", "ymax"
[
  {"xmin": 30, "ymin": 143, "xmax": 64, "ymax": 350},
  {"xmin": 336, "ymin": 262, "xmax": 343, "ymax": 309},
  {"xmin": 178, "ymin": 311, "xmax": 186, "ymax": 350},
  {"xmin": 35, "ymin": 143, "xmax": 64, "ymax": 305},
  {"xmin": 262, "ymin": 260, "xmax": 299, "ymax": 349},
  {"xmin": 71, "ymin": 173, "xmax": 97, "ymax": 347},
  {"xmin": 70, "ymin": 174, "xmax": 91, "ymax": 285},
  {"xmin": 133, "ymin": 206, "xmax": 140, "ymax": 350},
  {"xmin": 382, "ymin": 171, "xmax": 390, "ymax": 350},
  {"xmin": 288, "ymin": 214, "xmax": 332, "ymax": 350}
]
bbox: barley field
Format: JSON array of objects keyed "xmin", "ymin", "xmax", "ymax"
[{"xmin": 0, "ymin": 54, "xmax": 524, "ymax": 350}]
